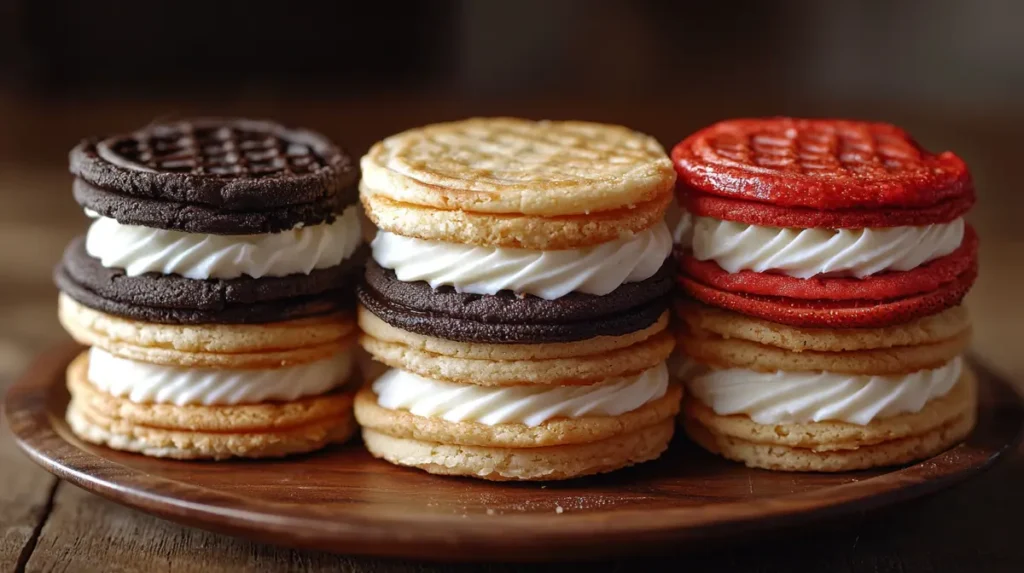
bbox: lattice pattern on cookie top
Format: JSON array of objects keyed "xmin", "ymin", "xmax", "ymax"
[
  {"xmin": 360, "ymin": 118, "xmax": 676, "ymax": 218},
  {"xmin": 371, "ymin": 118, "xmax": 671, "ymax": 190},
  {"xmin": 705, "ymin": 121, "xmax": 923, "ymax": 177},
  {"xmin": 672, "ymin": 118, "xmax": 972, "ymax": 211},
  {"xmin": 96, "ymin": 119, "xmax": 331, "ymax": 178}
]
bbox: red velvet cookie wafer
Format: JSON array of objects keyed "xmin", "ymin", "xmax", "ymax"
[
  {"xmin": 672, "ymin": 118, "xmax": 974, "ymax": 217},
  {"xmin": 682, "ymin": 189, "xmax": 973, "ymax": 229},
  {"xmin": 678, "ymin": 226, "xmax": 978, "ymax": 301},
  {"xmin": 679, "ymin": 260, "xmax": 976, "ymax": 329}
]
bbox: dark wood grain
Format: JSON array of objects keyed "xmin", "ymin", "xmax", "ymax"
[
  {"xmin": 0, "ymin": 378, "xmax": 57, "ymax": 573},
  {"xmin": 5, "ymin": 342, "xmax": 1021, "ymax": 563}
]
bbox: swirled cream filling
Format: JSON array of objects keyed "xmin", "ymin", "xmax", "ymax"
[
  {"xmin": 371, "ymin": 221, "xmax": 672, "ymax": 300},
  {"xmin": 373, "ymin": 364, "xmax": 669, "ymax": 427},
  {"xmin": 85, "ymin": 205, "xmax": 362, "ymax": 279},
  {"xmin": 673, "ymin": 210, "xmax": 964, "ymax": 278}
]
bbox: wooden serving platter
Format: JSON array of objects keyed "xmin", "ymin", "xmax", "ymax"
[{"xmin": 5, "ymin": 342, "xmax": 1022, "ymax": 562}]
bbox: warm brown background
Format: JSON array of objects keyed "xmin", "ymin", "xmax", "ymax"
[{"xmin": 1, "ymin": 1, "xmax": 1023, "ymax": 571}]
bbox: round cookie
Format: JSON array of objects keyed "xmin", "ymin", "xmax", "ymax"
[
  {"xmin": 676, "ymin": 300, "xmax": 971, "ymax": 353},
  {"xmin": 71, "ymin": 118, "xmax": 357, "ymax": 210},
  {"xmin": 683, "ymin": 370, "xmax": 974, "ymax": 450},
  {"xmin": 57, "ymin": 238, "xmax": 364, "ymax": 326},
  {"xmin": 672, "ymin": 118, "xmax": 974, "ymax": 213},
  {"xmin": 679, "ymin": 261, "xmax": 977, "ymax": 329},
  {"xmin": 683, "ymin": 403, "xmax": 975, "ymax": 473},
  {"xmin": 354, "ymin": 384, "xmax": 682, "ymax": 448},
  {"xmin": 60, "ymin": 298, "xmax": 356, "ymax": 368},
  {"xmin": 684, "ymin": 190, "xmax": 973, "ymax": 229},
  {"xmin": 67, "ymin": 402, "xmax": 355, "ymax": 460},
  {"xmin": 678, "ymin": 226, "xmax": 978, "ymax": 301},
  {"xmin": 56, "ymin": 266, "xmax": 353, "ymax": 327},
  {"xmin": 60, "ymin": 293, "xmax": 355, "ymax": 354},
  {"xmin": 74, "ymin": 177, "xmax": 357, "ymax": 235},
  {"xmin": 675, "ymin": 300, "xmax": 971, "ymax": 353},
  {"xmin": 359, "ymin": 328, "xmax": 674, "ymax": 386},
  {"xmin": 361, "ymin": 420, "xmax": 675, "ymax": 481},
  {"xmin": 358, "ymin": 260, "xmax": 672, "ymax": 344},
  {"xmin": 361, "ymin": 118, "xmax": 676, "ymax": 217},
  {"xmin": 677, "ymin": 326, "xmax": 969, "ymax": 375},
  {"xmin": 362, "ymin": 190, "xmax": 672, "ymax": 250},
  {"xmin": 359, "ymin": 306, "xmax": 668, "ymax": 361}
]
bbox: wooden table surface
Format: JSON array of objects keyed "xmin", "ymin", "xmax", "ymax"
[{"xmin": 0, "ymin": 96, "xmax": 1022, "ymax": 572}]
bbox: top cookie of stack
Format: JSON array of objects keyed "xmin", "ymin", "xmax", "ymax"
[
  {"xmin": 671, "ymin": 118, "xmax": 978, "ymax": 472},
  {"xmin": 355, "ymin": 118, "xmax": 681, "ymax": 481},
  {"xmin": 55, "ymin": 118, "xmax": 365, "ymax": 460},
  {"xmin": 360, "ymin": 117, "xmax": 674, "ymax": 249},
  {"xmin": 62, "ymin": 118, "xmax": 365, "ymax": 323}
]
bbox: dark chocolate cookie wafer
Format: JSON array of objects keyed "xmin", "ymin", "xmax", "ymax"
[
  {"xmin": 57, "ymin": 238, "xmax": 366, "ymax": 324},
  {"xmin": 357, "ymin": 260, "xmax": 672, "ymax": 344},
  {"xmin": 70, "ymin": 118, "xmax": 358, "ymax": 210},
  {"xmin": 74, "ymin": 178, "xmax": 357, "ymax": 235}
]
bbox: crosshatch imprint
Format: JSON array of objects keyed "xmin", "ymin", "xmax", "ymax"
[
  {"xmin": 102, "ymin": 123, "xmax": 329, "ymax": 177},
  {"xmin": 705, "ymin": 123, "xmax": 928, "ymax": 179}
]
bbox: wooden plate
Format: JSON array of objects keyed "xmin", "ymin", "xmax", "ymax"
[{"xmin": 6, "ymin": 343, "xmax": 1022, "ymax": 562}]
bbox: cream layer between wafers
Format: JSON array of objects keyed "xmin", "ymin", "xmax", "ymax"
[
  {"xmin": 369, "ymin": 221, "xmax": 674, "ymax": 423},
  {"xmin": 673, "ymin": 209, "xmax": 967, "ymax": 426}
]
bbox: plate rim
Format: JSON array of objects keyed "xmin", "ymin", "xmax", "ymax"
[{"xmin": 6, "ymin": 342, "xmax": 1023, "ymax": 561}]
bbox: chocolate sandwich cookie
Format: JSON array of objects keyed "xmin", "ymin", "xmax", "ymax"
[
  {"xmin": 71, "ymin": 118, "xmax": 356, "ymax": 209},
  {"xmin": 353, "ymin": 118, "xmax": 682, "ymax": 480},
  {"xmin": 669, "ymin": 118, "xmax": 979, "ymax": 471},
  {"xmin": 55, "ymin": 118, "xmax": 365, "ymax": 460},
  {"xmin": 71, "ymin": 118, "xmax": 359, "ymax": 234},
  {"xmin": 74, "ymin": 178, "xmax": 357, "ymax": 235},
  {"xmin": 57, "ymin": 237, "xmax": 365, "ymax": 324},
  {"xmin": 358, "ymin": 259, "xmax": 672, "ymax": 343}
]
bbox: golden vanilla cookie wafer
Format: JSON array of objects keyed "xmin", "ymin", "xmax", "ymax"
[
  {"xmin": 674, "ymin": 299, "xmax": 971, "ymax": 353},
  {"xmin": 359, "ymin": 329, "xmax": 674, "ymax": 386},
  {"xmin": 361, "ymin": 420, "xmax": 674, "ymax": 481},
  {"xmin": 678, "ymin": 328, "xmax": 968, "ymax": 375},
  {"xmin": 361, "ymin": 117, "xmax": 675, "ymax": 218},
  {"xmin": 683, "ymin": 408, "xmax": 975, "ymax": 472},
  {"xmin": 60, "ymin": 293, "xmax": 356, "ymax": 354},
  {"xmin": 362, "ymin": 190, "xmax": 672, "ymax": 250},
  {"xmin": 67, "ymin": 401, "xmax": 355, "ymax": 460},
  {"xmin": 354, "ymin": 384, "xmax": 681, "ymax": 448},
  {"xmin": 61, "ymin": 297, "xmax": 357, "ymax": 369}
]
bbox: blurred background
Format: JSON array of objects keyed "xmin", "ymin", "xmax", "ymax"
[{"xmin": 0, "ymin": 0, "xmax": 1022, "ymax": 383}]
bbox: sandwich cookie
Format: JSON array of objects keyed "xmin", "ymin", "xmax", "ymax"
[
  {"xmin": 56, "ymin": 118, "xmax": 364, "ymax": 459},
  {"xmin": 672, "ymin": 118, "xmax": 976, "ymax": 329},
  {"xmin": 670, "ymin": 118, "xmax": 979, "ymax": 471},
  {"xmin": 355, "ymin": 118, "xmax": 681, "ymax": 480}
]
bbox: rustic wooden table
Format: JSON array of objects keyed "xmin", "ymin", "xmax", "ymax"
[{"xmin": 1, "ymin": 97, "xmax": 1022, "ymax": 572}]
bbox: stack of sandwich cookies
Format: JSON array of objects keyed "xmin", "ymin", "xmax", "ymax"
[
  {"xmin": 55, "ymin": 118, "xmax": 365, "ymax": 459},
  {"xmin": 671, "ymin": 118, "xmax": 978, "ymax": 471},
  {"xmin": 355, "ymin": 118, "xmax": 681, "ymax": 480}
]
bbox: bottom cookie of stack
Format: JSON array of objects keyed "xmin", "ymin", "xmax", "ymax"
[
  {"xmin": 675, "ymin": 301, "xmax": 976, "ymax": 472},
  {"xmin": 355, "ymin": 365, "xmax": 681, "ymax": 481},
  {"xmin": 60, "ymin": 295, "xmax": 359, "ymax": 460}
]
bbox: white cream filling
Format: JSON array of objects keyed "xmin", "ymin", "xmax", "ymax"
[
  {"xmin": 87, "ymin": 347, "xmax": 353, "ymax": 406},
  {"xmin": 673, "ymin": 211, "xmax": 964, "ymax": 279},
  {"xmin": 683, "ymin": 357, "xmax": 962, "ymax": 425},
  {"xmin": 370, "ymin": 221, "xmax": 673, "ymax": 300},
  {"xmin": 84, "ymin": 205, "xmax": 362, "ymax": 279},
  {"xmin": 372, "ymin": 363, "xmax": 669, "ymax": 427}
]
